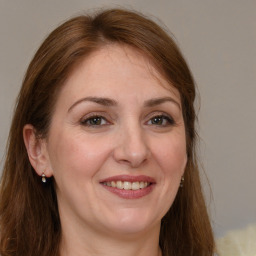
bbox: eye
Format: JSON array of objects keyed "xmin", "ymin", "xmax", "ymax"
[
  {"xmin": 147, "ymin": 115, "xmax": 175, "ymax": 126},
  {"xmin": 80, "ymin": 115, "xmax": 109, "ymax": 126}
]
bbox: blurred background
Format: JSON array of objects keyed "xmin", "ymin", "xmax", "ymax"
[{"xmin": 0, "ymin": 0, "xmax": 255, "ymax": 238}]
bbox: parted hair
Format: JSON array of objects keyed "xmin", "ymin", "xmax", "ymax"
[{"xmin": 0, "ymin": 8, "xmax": 214, "ymax": 256}]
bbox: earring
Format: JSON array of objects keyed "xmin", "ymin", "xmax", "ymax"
[
  {"xmin": 41, "ymin": 173, "xmax": 47, "ymax": 183},
  {"xmin": 180, "ymin": 176, "xmax": 184, "ymax": 188}
]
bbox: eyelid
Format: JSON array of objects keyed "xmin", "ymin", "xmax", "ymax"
[
  {"xmin": 144, "ymin": 112, "xmax": 176, "ymax": 126},
  {"xmin": 80, "ymin": 112, "xmax": 112, "ymax": 126},
  {"xmin": 145, "ymin": 111, "xmax": 175, "ymax": 120},
  {"xmin": 78, "ymin": 111, "xmax": 176, "ymax": 128}
]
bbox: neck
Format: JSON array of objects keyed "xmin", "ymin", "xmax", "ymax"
[{"xmin": 59, "ymin": 220, "xmax": 162, "ymax": 256}]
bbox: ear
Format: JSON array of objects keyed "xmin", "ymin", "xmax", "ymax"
[{"xmin": 23, "ymin": 124, "xmax": 52, "ymax": 178}]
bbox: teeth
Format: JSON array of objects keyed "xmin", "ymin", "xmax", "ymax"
[
  {"xmin": 103, "ymin": 181, "xmax": 150, "ymax": 190},
  {"xmin": 116, "ymin": 181, "xmax": 124, "ymax": 189},
  {"xmin": 140, "ymin": 181, "xmax": 146, "ymax": 188},
  {"xmin": 123, "ymin": 181, "xmax": 131, "ymax": 190},
  {"xmin": 132, "ymin": 182, "xmax": 140, "ymax": 190},
  {"xmin": 111, "ymin": 181, "xmax": 116, "ymax": 188}
]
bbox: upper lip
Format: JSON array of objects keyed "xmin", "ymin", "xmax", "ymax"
[{"xmin": 99, "ymin": 175, "xmax": 156, "ymax": 183}]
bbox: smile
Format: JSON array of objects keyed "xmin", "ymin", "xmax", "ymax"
[
  {"xmin": 102, "ymin": 181, "xmax": 150, "ymax": 190},
  {"xmin": 100, "ymin": 175, "xmax": 155, "ymax": 199}
]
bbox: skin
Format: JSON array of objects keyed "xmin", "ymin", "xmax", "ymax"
[{"xmin": 24, "ymin": 44, "xmax": 187, "ymax": 256}]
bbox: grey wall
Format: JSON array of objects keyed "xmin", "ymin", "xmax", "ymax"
[{"xmin": 0, "ymin": 0, "xmax": 255, "ymax": 238}]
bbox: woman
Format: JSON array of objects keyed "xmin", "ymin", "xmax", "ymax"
[{"xmin": 0, "ymin": 8, "xmax": 215, "ymax": 256}]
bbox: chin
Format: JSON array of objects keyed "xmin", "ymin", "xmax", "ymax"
[{"xmin": 100, "ymin": 208, "xmax": 161, "ymax": 236}]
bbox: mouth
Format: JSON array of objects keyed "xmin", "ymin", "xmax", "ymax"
[
  {"xmin": 99, "ymin": 175, "xmax": 155, "ymax": 199},
  {"xmin": 102, "ymin": 181, "xmax": 150, "ymax": 190}
]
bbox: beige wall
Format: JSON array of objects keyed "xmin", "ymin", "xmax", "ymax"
[{"xmin": 0, "ymin": 0, "xmax": 255, "ymax": 237}]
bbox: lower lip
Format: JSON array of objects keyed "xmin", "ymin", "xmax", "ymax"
[{"xmin": 101, "ymin": 184, "xmax": 155, "ymax": 199}]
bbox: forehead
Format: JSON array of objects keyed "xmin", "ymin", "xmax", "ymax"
[{"xmin": 59, "ymin": 44, "xmax": 181, "ymax": 103}]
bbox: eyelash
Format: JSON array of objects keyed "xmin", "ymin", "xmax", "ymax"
[
  {"xmin": 80, "ymin": 113, "xmax": 175, "ymax": 127},
  {"xmin": 80, "ymin": 115, "xmax": 109, "ymax": 127},
  {"xmin": 146, "ymin": 114, "xmax": 175, "ymax": 126}
]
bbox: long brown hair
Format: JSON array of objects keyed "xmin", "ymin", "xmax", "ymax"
[{"xmin": 0, "ymin": 9, "xmax": 214, "ymax": 256}]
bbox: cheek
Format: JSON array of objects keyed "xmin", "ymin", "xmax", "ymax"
[
  {"xmin": 148, "ymin": 133, "xmax": 187, "ymax": 219},
  {"xmin": 48, "ymin": 131, "xmax": 111, "ymax": 181},
  {"xmin": 153, "ymin": 134, "xmax": 187, "ymax": 177}
]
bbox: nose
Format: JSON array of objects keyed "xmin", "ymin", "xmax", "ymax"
[{"xmin": 113, "ymin": 124, "xmax": 150, "ymax": 168}]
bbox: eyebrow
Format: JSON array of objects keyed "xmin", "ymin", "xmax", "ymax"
[
  {"xmin": 68, "ymin": 97, "xmax": 118, "ymax": 112},
  {"xmin": 68, "ymin": 96, "xmax": 180, "ymax": 112},
  {"xmin": 144, "ymin": 97, "xmax": 181, "ymax": 109}
]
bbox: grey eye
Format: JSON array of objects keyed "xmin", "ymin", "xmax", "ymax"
[
  {"xmin": 81, "ymin": 116, "xmax": 108, "ymax": 126},
  {"xmin": 148, "ymin": 115, "xmax": 175, "ymax": 126}
]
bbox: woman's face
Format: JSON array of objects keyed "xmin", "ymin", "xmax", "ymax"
[{"xmin": 43, "ymin": 45, "xmax": 187, "ymax": 237}]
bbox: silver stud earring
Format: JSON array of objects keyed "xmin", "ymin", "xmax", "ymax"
[
  {"xmin": 180, "ymin": 176, "xmax": 184, "ymax": 188},
  {"xmin": 42, "ymin": 173, "xmax": 47, "ymax": 183}
]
